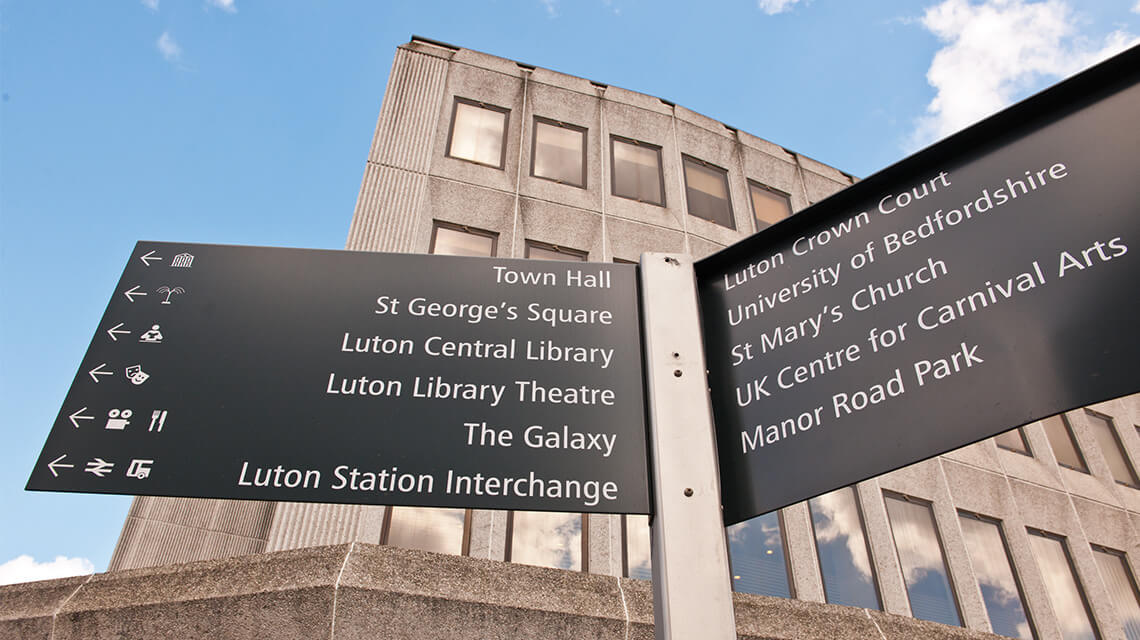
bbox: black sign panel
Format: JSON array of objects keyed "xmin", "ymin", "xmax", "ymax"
[
  {"xmin": 697, "ymin": 47, "xmax": 1140, "ymax": 525},
  {"xmin": 28, "ymin": 243, "xmax": 650, "ymax": 514}
]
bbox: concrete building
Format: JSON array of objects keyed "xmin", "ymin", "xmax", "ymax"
[{"xmin": 107, "ymin": 37, "xmax": 1140, "ymax": 639}]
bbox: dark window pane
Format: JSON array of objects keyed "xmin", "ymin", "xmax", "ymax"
[
  {"xmin": 884, "ymin": 495, "xmax": 961, "ymax": 627},
  {"xmin": 683, "ymin": 156, "xmax": 734, "ymax": 228},
  {"xmin": 533, "ymin": 119, "xmax": 585, "ymax": 186},
  {"xmin": 448, "ymin": 100, "xmax": 507, "ymax": 167},
  {"xmin": 959, "ymin": 514, "xmax": 1034, "ymax": 639},
  {"xmin": 525, "ymin": 241, "xmax": 586, "ymax": 261},
  {"xmin": 1092, "ymin": 547, "xmax": 1140, "ymax": 640},
  {"xmin": 1027, "ymin": 531, "xmax": 1098, "ymax": 640},
  {"xmin": 749, "ymin": 182, "xmax": 791, "ymax": 230},
  {"xmin": 809, "ymin": 487, "xmax": 881, "ymax": 609},
  {"xmin": 727, "ymin": 511, "xmax": 792, "ymax": 598},
  {"xmin": 511, "ymin": 511, "xmax": 582, "ymax": 570},
  {"xmin": 1043, "ymin": 414, "xmax": 1088, "ymax": 472},
  {"xmin": 1085, "ymin": 412, "xmax": 1139, "ymax": 487},
  {"xmin": 431, "ymin": 224, "xmax": 496, "ymax": 257},
  {"xmin": 386, "ymin": 507, "xmax": 466, "ymax": 555},
  {"xmin": 625, "ymin": 514, "xmax": 652, "ymax": 580},
  {"xmin": 995, "ymin": 428, "xmax": 1031, "ymax": 455},
  {"xmin": 612, "ymin": 138, "xmax": 663, "ymax": 205}
]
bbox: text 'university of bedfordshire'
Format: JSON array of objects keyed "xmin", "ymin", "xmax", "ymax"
[{"xmin": 696, "ymin": 62, "xmax": 1140, "ymax": 525}]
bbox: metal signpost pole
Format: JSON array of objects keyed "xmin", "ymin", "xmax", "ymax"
[{"xmin": 639, "ymin": 253, "xmax": 736, "ymax": 640}]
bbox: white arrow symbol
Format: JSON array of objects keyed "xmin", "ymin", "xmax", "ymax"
[
  {"xmin": 124, "ymin": 285, "xmax": 147, "ymax": 302},
  {"xmin": 69, "ymin": 407, "xmax": 94, "ymax": 428},
  {"xmin": 48, "ymin": 454, "xmax": 75, "ymax": 477},
  {"xmin": 89, "ymin": 363, "xmax": 113, "ymax": 382},
  {"xmin": 107, "ymin": 322, "xmax": 131, "ymax": 341},
  {"xmin": 140, "ymin": 250, "xmax": 163, "ymax": 267}
]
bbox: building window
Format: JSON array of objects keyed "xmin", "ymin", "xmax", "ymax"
[
  {"xmin": 958, "ymin": 512, "xmax": 1035, "ymax": 639},
  {"xmin": 624, "ymin": 514, "xmax": 652, "ymax": 580},
  {"xmin": 430, "ymin": 221, "xmax": 498, "ymax": 256},
  {"xmin": 808, "ymin": 486, "xmax": 881, "ymax": 609},
  {"xmin": 995, "ymin": 428, "xmax": 1032, "ymax": 456},
  {"xmin": 508, "ymin": 511, "xmax": 585, "ymax": 571},
  {"xmin": 727, "ymin": 510, "xmax": 793, "ymax": 598},
  {"xmin": 1085, "ymin": 411, "xmax": 1139, "ymax": 487},
  {"xmin": 525, "ymin": 240, "xmax": 587, "ymax": 261},
  {"xmin": 531, "ymin": 117, "xmax": 586, "ymax": 187},
  {"xmin": 883, "ymin": 494, "xmax": 962, "ymax": 627},
  {"xmin": 382, "ymin": 507, "xmax": 469, "ymax": 556},
  {"xmin": 682, "ymin": 155, "xmax": 734, "ymax": 229},
  {"xmin": 1091, "ymin": 546, "xmax": 1140, "ymax": 640},
  {"xmin": 1043, "ymin": 414, "xmax": 1089, "ymax": 473},
  {"xmin": 748, "ymin": 181, "xmax": 791, "ymax": 231},
  {"xmin": 1027, "ymin": 529, "xmax": 1099, "ymax": 640},
  {"xmin": 610, "ymin": 136, "xmax": 664, "ymax": 205},
  {"xmin": 446, "ymin": 98, "xmax": 509, "ymax": 168}
]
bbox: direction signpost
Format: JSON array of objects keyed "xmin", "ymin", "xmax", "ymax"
[
  {"xmin": 28, "ymin": 242, "xmax": 651, "ymax": 515},
  {"xmin": 696, "ymin": 45, "xmax": 1140, "ymax": 525},
  {"xmin": 24, "ymin": 41, "xmax": 1140, "ymax": 640}
]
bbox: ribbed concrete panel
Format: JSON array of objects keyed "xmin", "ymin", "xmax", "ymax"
[
  {"xmin": 367, "ymin": 47, "xmax": 448, "ymax": 171},
  {"xmin": 264, "ymin": 503, "xmax": 385, "ymax": 552},
  {"xmin": 210, "ymin": 499, "xmax": 276, "ymax": 539},
  {"xmin": 345, "ymin": 164, "xmax": 427, "ymax": 253},
  {"xmin": 130, "ymin": 521, "xmax": 209, "ymax": 569},
  {"xmin": 108, "ymin": 497, "xmax": 275, "ymax": 570}
]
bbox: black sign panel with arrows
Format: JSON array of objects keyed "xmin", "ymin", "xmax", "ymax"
[
  {"xmin": 695, "ymin": 46, "xmax": 1140, "ymax": 525},
  {"xmin": 27, "ymin": 242, "xmax": 651, "ymax": 515}
]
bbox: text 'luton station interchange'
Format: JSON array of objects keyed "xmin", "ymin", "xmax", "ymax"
[{"xmin": 27, "ymin": 244, "xmax": 651, "ymax": 515}]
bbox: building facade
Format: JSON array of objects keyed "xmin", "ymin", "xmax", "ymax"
[{"xmin": 110, "ymin": 37, "xmax": 1140, "ymax": 640}]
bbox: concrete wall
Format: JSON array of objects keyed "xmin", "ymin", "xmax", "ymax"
[{"xmin": 4, "ymin": 543, "xmax": 1011, "ymax": 640}]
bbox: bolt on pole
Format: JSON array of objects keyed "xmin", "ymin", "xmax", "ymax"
[{"xmin": 639, "ymin": 252, "xmax": 736, "ymax": 640}]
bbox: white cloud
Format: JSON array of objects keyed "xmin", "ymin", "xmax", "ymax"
[
  {"xmin": 0, "ymin": 555, "xmax": 95, "ymax": 586},
  {"xmin": 141, "ymin": 0, "xmax": 159, "ymax": 10},
  {"xmin": 910, "ymin": 0, "xmax": 1139, "ymax": 148},
  {"xmin": 541, "ymin": 0, "xmax": 559, "ymax": 18},
  {"xmin": 1134, "ymin": 0, "xmax": 1140, "ymax": 14},
  {"xmin": 157, "ymin": 31, "xmax": 182, "ymax": 62},
  {"xmin": 207, "ymin": 0, "xmax": 237, "ymax": 13},
  {"xmin": 757, "ymin": 0, "xmax": 805, "ymax": 15}
]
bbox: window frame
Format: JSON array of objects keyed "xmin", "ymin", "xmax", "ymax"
[
  {"xmin": 807, "ymin": 485, "xmax": 883, "ymax": 610},
  {"xmin": 525, "ymin": 239, "xmax": 588, "ymax": 261},
  {"xmin": 1027, "ymin": 528, "xmax": 1101, "ymax": 640},
  {"xmin": 445, "ymin": 97, "xmax": 511, "ymax": 169},
  {"xmin": 380, "ymin": 506, "xmax": 473, "ymax": 556},
  {"xmin": 747, "ymin": 179, "xmax": 792, "ymax": 231},
  {"xmin": 682, "ymin": 154, "xmax": 735, "ymax": 229},
  {"xmin": 621, "ymin": 513, "xmax": 653, "ymax": 580},
  {"xmin": 505, "ymin": 511, "xmax": 589, "ymax": 573},
  {"xmin": 609, "ymin": 135, "xmax": 666, "ymax": 206},
  {"xmin": 429, "ymin": 221, "xmax": 499, "ymax": 256},
  {"xmin": 958, "ymin": 510, "xmax": 1038, "ymax": 640},
  {"xmin": 1084, "ymin": 409, "xmax": 1140, "ymax": 488},
  {"xmin": 994, "ymin": 427, "xmax": 1033, "ymax": 457},
  {"xmin": 728, "ymin": 509, "xmax": 796, "ymax": 598},
  {"xmin": 1091, "ymin": 543, "xmax": 1140, "ymax": 640},
  {"xmin": 1044, "ymin": 413, "xmax": 1091, "ymax": 473},
  {"xmin": 882, "ymin": 492, "xmax": 964, "ymax": 627},
  {"xmin": 530, "ymin": 116, "xmax": 587, "ymax": 188}
]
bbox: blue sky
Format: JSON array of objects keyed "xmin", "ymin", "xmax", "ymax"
[{"xmin": 1, "ymin": 0, "xmax": 1137, "ymax": 584}]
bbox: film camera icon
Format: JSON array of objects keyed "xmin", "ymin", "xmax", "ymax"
[{"xmin": 105, "ymin": 409, "xmax": 132, "ymax": 430}]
